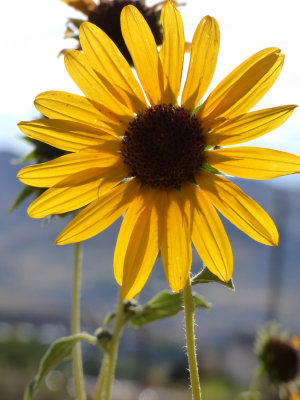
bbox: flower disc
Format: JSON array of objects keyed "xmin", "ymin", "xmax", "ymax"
[{"xmin": 121, "ymin": 105, "xmax": 206, "ymax": 188}]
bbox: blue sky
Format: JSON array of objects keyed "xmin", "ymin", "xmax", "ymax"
[{"xmin": 2, "ymin": 0, "xmax": 300, "ymax": 187}]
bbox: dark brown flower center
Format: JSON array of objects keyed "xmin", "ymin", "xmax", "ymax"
[
  {"xmin": 121, "ymin": 105, "xmax": 206, "ymax": 189},
  {"xmin": 262, "ymin": 338, "xmax": 299, "ymax": 383},
  {"xmin": 88, "ymin": 0, "xmax": 162, "ymax": 65}
]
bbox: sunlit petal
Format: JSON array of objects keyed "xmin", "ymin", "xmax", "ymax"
[
  {"xmin": 206, "ymin": 105, "xmax": 297, "ymax": 146},
  {"xmin": 35, "ymin": 91, "xmax": 126, "ymax": 134},
  {"xmin": 17, "ymin": 151, "xmax": 121, "ymax": 187},
  {"xmin": 181, "ymin": 16, "xmax": 220, "ymax": 110},
  {"xmin": 65, "ymin": 50, "xmax": 134, "ymax": 124},
  {"xmin": 80, "ymin": 22, "xmax": 147, "ymax": 113},
  {"xmin": 18, "ymin": 119, "xmax": 120, "ymax": 152},
  {"xmin": 159, "ymin": 1, "xmax": 184, "ymax": 104},
  {"xmin": 206, "ymin": 147, "xmax": 300, "ymax": 179},
  {"xmin": 121, "ymin": 5, "xmax": 163, "ymax": 105},
  {"xmin": 199, "ymin": 48, "xmax": 284, "ymax": 119}
]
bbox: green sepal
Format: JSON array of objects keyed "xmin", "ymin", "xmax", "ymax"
[
  {"xmin": 199, "ymin": 162, "xmax": 222, "ymax": 175},
  {"xmin": 130, "ymin": 290, "xmax": 211, "ymax": 328},
  {"xmin": 191, "ymin": 105, "xmax": 202, "ymax": 116},
  {"xmin": 68, "ymin": 18, "xmax": 85, "ymax": 29},
  {"xmin": 192, "ymin": 267, "xmax": 235, "ymax": 291},
  {"xmin": 23, "ymin": 333, "xmax": 96, "ymax": 400}
]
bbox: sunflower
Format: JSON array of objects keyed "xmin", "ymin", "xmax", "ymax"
[
  {"xmin": 60, "ymin": 0, "xmax": 170, "ymax": 64},
  {"xmin": 18, "ymin": 2, "xmax": 299, "ymax": 299}
]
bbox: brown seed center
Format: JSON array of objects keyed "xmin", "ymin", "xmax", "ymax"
[{"xmin": 121, "ymin": 105, "xmax": 206, "ymax": 189}]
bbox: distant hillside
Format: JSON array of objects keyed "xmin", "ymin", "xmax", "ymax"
[{"xmin": 1, "ymin": 151, "xmax": 300, "ymax": 343}]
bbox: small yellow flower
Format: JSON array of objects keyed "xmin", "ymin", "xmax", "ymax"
[{"xmin": 18, "ymin": 2, "xmax": 300, "ymax": 299}]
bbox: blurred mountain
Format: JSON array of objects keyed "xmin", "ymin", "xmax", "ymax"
[{"xmin": 1, "ymin": 151, "xmax": 300, "ymax": 343}]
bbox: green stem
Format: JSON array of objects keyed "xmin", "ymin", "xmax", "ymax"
[
  {"xmin": 71, "ymin": 242, "xmax": 86, "ymax": 400},
  {"xmin": 93, "ymin": 353, "xmax": 109, "ymax": 400},
  {"xmin": 104, "ymin": 290, "xmax": 125, "ymax": 400},
  {"xmin": 183, "ymin": 276, "xmax": 202, "ymax": 400}
]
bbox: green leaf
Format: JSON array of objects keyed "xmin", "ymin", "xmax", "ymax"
[
  {"xmin": 130, "ymin": 290, "xmax": 210, "ymax": 328},
  {"xmin": 193, "ymin": 293, "xmax": 212, "ymax": 309},
  {"xmin": 191, "ymin": 267, "xmax": 235, "ymax": 291},
  {"xmin": 8, "ymin": 186, "xmax": 35, "ymax": 214},
  {"xmin": 24, "ymin": 333, "xmax": 96, "ymax": 400}
]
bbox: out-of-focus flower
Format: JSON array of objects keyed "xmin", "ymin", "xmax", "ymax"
[
  {"xmin": 255, "ymin": 323, "xmax": 300, "ymax": 398},
  {"xmin": 18, "ymin": 2, "xmax": 300, "ymax": 299},
  {"xmin": 60, "ymin": 0, "xmax": 185, "ymax": 63}
]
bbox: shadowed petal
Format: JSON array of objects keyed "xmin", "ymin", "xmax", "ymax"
[
  {"xmin": 114, "ymin": 187, "xmax": 159, "ymax": 299},
  {"xmin": 55, "ymin": 179, "xmax": 140, "ymax": 244},
  {"xmin": 197, "ymin": 171, "xmax": 278, "ymax": 246},
  {"xmin": 183, "ymin": 184, "xmax": 233, "ymax": 282},
  {"xmin": 159, "ymin": 189, "xmax": 192, "ymax": 292}
]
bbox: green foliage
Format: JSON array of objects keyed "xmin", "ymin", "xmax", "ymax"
[
  {"xmin": 24, "ymin": 333, "xmax": 96, "ymax": 400},
  {"xmin": 130, "ymin": 290, "xmax": 211, "ymax": 328},
  {"xmin": 192, "ymin": 267, "xmax": 235, "ymax": 291}
]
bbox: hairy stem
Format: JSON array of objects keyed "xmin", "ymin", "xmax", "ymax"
[
  {"xmin": 71, "ymin": 242, "xmax": 86, "ymax": 400},
  {"xmin": 183, "ymin": 276, "xmax": 202, "ymax": 400},
  {"xmin": 104, "ymin": 290, "xmax": 125, "ymax": 400}
]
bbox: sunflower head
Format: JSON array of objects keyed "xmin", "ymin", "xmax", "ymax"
[
  {"xmin": 18, "ymin": 1, "xmax": 300, "ymax": 299},
  {"xmin": 255, "ymin": 323, "xmax": 300, "ymax": 384},
  {"xmin": 121, "ymin": 104, "xmax": 206, "ymax": 189},
  {"xmin": 88, "ymin": 0, "xmax": 162, "ymax": 65},
  {"xmin": 62, "ymin": 0, "xmax": 163, "ymax": 65}
]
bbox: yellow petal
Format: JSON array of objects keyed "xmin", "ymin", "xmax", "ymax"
[
  {"xmin": 114, "ymin": 188, "xmax": 159, "ymax": 299},
  {"xmin": 79, "ymin": 22, "xmax": 147, "ymax": 114},
  {"xmin": 197, "ymin": 171, "xmax": 278, "ymax": 246},
  {"xmin": 121, "ymin": 5, "xmax": 163, "ymax": 105},
  {"xmin": 159, "ymin": 189, "xmax": 192, "ymax": 292},
  {"xmin": 65, "ymin": 50, "xmax": 133, "ymax": 124},
  {"xmin": 28, "ymin": 166, "xmax": 127, "ymax": 218},
  {"xmin": 159, "ymin": 1, "xmax": 184, "ymax": 104},
  {"xmin": 17, "ymin": 151, "xmax": 121, "ymax": 187},
  {"xmin": 206, "ymin": 105, "xmax": 297, "ymax": 146},
  {"xmin": 60, "ymin": 0, "xmax": 96, "ymax": 15},
  {"xmin": 181, "ymin": 16, "xmax": 220, "ymax": 110},
  {"xmin": 35, "ymin": 91, "xmax": 126, "ymax": 135},
  {"xmin": 200, "ymin": 48, "xmax": 284, "ymax": 119},
  {"xmin": 206, "ymin": 146, "xmax": 300, "ymax": 179},
  {"xmin": 183, "ymin": 184, "xmax": 233, "ymax": 282},
  {"xmin": 55, "ymin": 179, "xmax": 140, "ymax": 244},
  {"xmin": 18, "ymin": 119, "xmax": 120, "ymax": 152},
  {"xmin": 28, "ymin": 179, "xmax": 101, "ymax": 218}
]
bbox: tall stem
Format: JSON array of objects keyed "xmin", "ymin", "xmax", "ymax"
[
  {"xmin": 93, "ymin": 353, "xmax": 109, "ymax": 400},
  {"xmin": 71, "ymin": 242, "xmax": 86, "ymax": 400},
  {"xmin": 183, "ymin": 276, "xmax": 202, "ymax": 400},
  {"xmin": 104, "ymin": 290, "xmax": 125, "ymax": 400}
]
